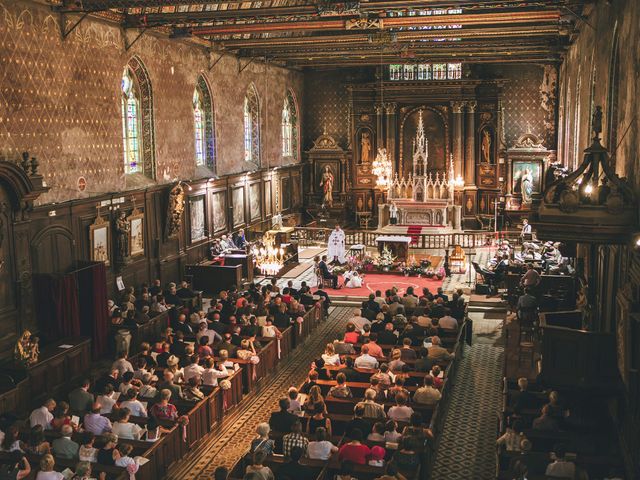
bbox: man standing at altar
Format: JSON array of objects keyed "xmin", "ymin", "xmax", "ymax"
[
  {"xmin": 327, "ymin": 225, "xmax": 346, "ymax": 264},
  {"xmin": 389, "ymin": 202, "xmax": 398, "ymax": 225}
]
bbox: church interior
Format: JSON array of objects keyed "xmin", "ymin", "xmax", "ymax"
[{"xmin": 0, "ymin": 0, "xmax": 638, "ymax": 479}]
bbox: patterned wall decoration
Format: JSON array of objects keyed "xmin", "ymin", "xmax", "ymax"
[
  {"xmin": 303, "ymin": 72, "xmax": 350, "ymax": 149},
  {"xmin": 0, "ymin": 0, "xmax": 303, "ymax": 205},
  {"xmin": 498, "ymin": 65, "xmax": 552, "ymax": 149}
]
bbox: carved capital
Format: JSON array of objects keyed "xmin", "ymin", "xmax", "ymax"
[
  {"xmin": 375, "ymin": 104, "xmax": 384, "ymax": 115},
  {"xmin": 466, "ymin": 101, "xmax": 477, "ymax": 113},
  {"xmin": 385, "ymin": 103, "xmax": 396, "ymax": 115},
  {"xmin": 450, "ymin": 101, "xmax": 465, "ymax": 114}
]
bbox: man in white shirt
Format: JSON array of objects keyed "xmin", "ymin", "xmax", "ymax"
[
  {"xmin": 354, "ymin": 345, "xmax": 379, "ymax": 369},
  {"xmin": 111, "ymin": 352, "xmax": 134, "ymax": 376},
  {"xmin": 545, "ymin": 445, "xmax": 575, "ymax": 479},
  {"xmin": 387, "ymin": 393, "xmax": 414, "ymax": 423},
  {"xmin": 521, "ymin": 219, "xmax": 532, "ymax": 237},
  {"xmin": 348, "ymin": 308, "xmax": 371, "ymax": 332},
  {"xmin": 202, "ymin": 360, "xmax": 229, "ymax": 387},
  {"xmin": 120, "ymin": 390, "xmax": 148, "ymax": 418},
  {"xmin": 196, "ymin": 321, "xmax": 221, "ymax": 345},
  {"xmin": 373, "ymin": 290, "xmax": 386, "ymax": 308},
  {"xmin": 438, "ymin": 311, "xmax": 459, "ymax": 330},
  {"xmin": 183, "ymin": 356, "xmax": 205, "ymax": 383},
  {"xmin": 29, "ymin": 399, "xmax": 56, "ymax": 429}
]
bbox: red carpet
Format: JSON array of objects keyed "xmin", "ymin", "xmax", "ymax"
[
  {"xmin": 406, "ymin": 225, "xmax": 423, "ymax": 245},
  {"xmin": 322, "ymin": 272, "xmax": 444, "ymax": 297}
]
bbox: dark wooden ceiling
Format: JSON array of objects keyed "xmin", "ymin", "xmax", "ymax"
[{"xmin": 57, "ymin": 0, "xmax": 588, "ymax": 68}]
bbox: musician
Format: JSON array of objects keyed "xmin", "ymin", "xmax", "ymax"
[
  {"xmin": 234, "ymin": 229, "xmax": 247, "ymax": 249},
  {"xmin": 220, "ymin": 235, "xmax": 235, "ymax": 251},
  {"xmin": 520, "ymin": 219, "xmax": 532, "ymax": 238},
  {"xmin": 520, "ymin": 263, "xmax": 541, "ymax": 288},
  {"xmin": 318, "ymin": 255, "xmax": 339, "ymax": 289}
]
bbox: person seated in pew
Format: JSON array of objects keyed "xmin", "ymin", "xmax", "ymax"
[
  {"xmin": 429, "ymin": 365, "xmax": 443, "ymax": 390},
  {"xmin": 269, "ymin": 398, "xmax": 298, "ymax": 434},
  {"xmin": 387, "ymin": 377, "xmax": 410, "ymax": 402},
  {"xmin": 413, "ymin": 347, "xmax": 433, "ymax": 373},
  {"xmin": 35, "ymin": 454, "xmax": 64, "ymax": 480},
  {"xmin": 183, "ymin": 376, "xmax": 205, "ymax": 402},
  {"xmin": 145, "ymin": 417, "xmax": 170, "ymax": 443},
  {"xmin": 367, "ymin": 422, "xmax": 386, "ymax": 442},
  {"xmin": 368, "ymin": 377, "xmax": 388, "ymax": 403},
  {"xmin": 71, "ymin": 461, "xmax": 107, "ymax": 480},
  {"xmin": 114, "ymin": 443, "xmax": 140, "ymax": 476},
  {"xmin": 250, "ymin": 423, "xmax": 275, "ymax": 456},
  {"xmin": 545, "ymin": 444, "xmax": 576, "ymax": 479},
  {"xmin": 83, "ymin": 402, "xmax": 112, "ymax": 436},
  {"xmin": 52, "ymin": 424, "xmax": 79, "ymax": 460},
  {"xmin": 384, "ymin": 420, "xmax": 402, "ymax": 444},
  {"xmin": 277, "ymin": 446, "xmax": 316, "ymax": 480},
  {"xmin": 306, "ymin": 401, "xmax": 332, "ymax": 436},
  {"xmin": 286, "ymin": 388, "xmax": 303, "ymax": 415},
  {"xmin": 300, "ymin": 370, "xmax": 319, "ymax": 395},
  {"xmin": 401, "ymin": 412, "xmax": 433, "ymax": 450},
  {"xmin": 338, "ymin": 428, "xmax": 372, "ymax": 465},
  {"xmin": 149, "ymin": 389, "xmax": 178, "ymax": 423},
  {"xmin": 355, "ymin": 388, "xmax": 386, "ymax": 420},
  {"xmin": 24, "ymin": 425, "xmax": 50, "ymax": 455},
  {"xmin": 341, "ymin": 356, "xmax": 370, "ymax": 383},
  {"xmin": 427, "ymin": 336, "xmax": 454, "ymax": 362},
  {"xmin": 344, "ymin": 323, "xmax": 360, "ymax": 345},
  {"xmin": 0, "ymin": 425, "xmax": 23, "ymax": 453},
  {"xmin": 362, "ymin": 294, "xmax": 382, "ymax": 320},
  {"xmin": 513, "ymin": 377, "xmax": 539, "ymax": 414},
  {"xmin": 197, "ymin": 321, "xmax": 221, "ymax": 346},
  {"xmin": 355, "ymin": 345, "xmax": 379, "ymax": 370},
  {"xmin": 111, "ymin": 407, "xmax": 145, "ymax": 440},
  {"xmin": 245, "ymin": 450, "xmax": 274, "ymax": 480},
  {"xmin": 202, "ymin": 357, "xmax": 229, "ymax": 387},
  {"xmin": 358, "ymin": 324, "xmax": 372, "ymax": 344},
  {"xmin": 282, "ymin": 421, "xmax": 309, "ymax": 459},
  {"xmin": 438, "ymin": 309, "xmax": 459, "ymax": 330},
  {"xmin": 345, "ymin": 406, "xmax": 372, "ymax": 439},
  {"xmin": 307, "ymin": 426, "xmax": 338, "ymax": 461},
  {"xmin": 78, "ymin": 432, "xmax": 97, "ymax": 463},
  {"xmin": 388, "ymin": 349, "xmax": 406, "ymax": 374},
  {"xmin": 197, "ymin": 337, "xmax": 214, "ymax": 360},
  {"xmin": 365, "ymin": 333, "xmax": 384, "ymax": 358},
  {"xmin": 333, "ymin": 338, "xmax": 356, "ymax": 355},
  {"xmin": 322, "ymin": 342, "xmax": 341, "ymax": 366},
  {"xmin": 157, "ymin": 370, "xmax": 183, "ymax": 401},
  {"xmin": 51, "ymin": 401, "xmax": 78, "ymax": 432},
  {"xmin": 369, "ymin": 445, "xmax": 386, "ymax": 468},
  {"xmin": 545, "ymin": 390, "xmax": 568, "ymax": 421},
  {"xmin": 176, "ymin": 280, "xmax": 196, "ymax": 299},
  {"xmin": 119, "ymin": 389, "xmax": 148, "ymax": 418},
  {"xmin": 378, "ymin": 322, "xmax": 399, "ymax": 346},
  {"xmin": 96, "ymin": 433, "xmax": 120, "ymax": 466},
  {"xmin": 303, "ymin": 386, "xmax": 327, "ymax": 414},
  {"xmin": 393, "ymin": 437, "xmax": 421, "ymax": 479},
  {"xmin": 183, "ymin": 355, "xmax": 205, "ymax": 383},
  {"xmin": 412, "ymin": 375, "xmax": 441, "ymax": 406},
  {"xmin": 399, "ymin": 338, "xmax": 417, "ymax": 362},
  {"xmin": 371, "ymin": 363, "xmax": 393, "ymax": 388},
  {"xmin": 139, "ymin": 373, "xmax": 158, "ymax": 400},
  {"xmin": 94, "ymin": 370, "xmax": 120, "ymax": 398},
  {"xmin": 328, "ymin": 373, "xmax": 353, "ymax": 399},
  {"xmin": 68, "ymin": 379, "xmax": 94, "ymax": 417},
  {"xmin": 96, "ymin": 386, "xmax": 118, "ymax": 415},
  {"xmin": 133, "ymin": 358, "xmax": 152, "ymax": 382},
  {"xmin": 118, "ymin": 372, "xmax": 142, "ymax": 397},
  {"xmin": 0, "ymin": 451, "xmax": 31, "ymax": 480},
  {"xmin": 261, "ymin": 316, "xmax": 282, "ymax": 339},
  {"xmin": 218, "ymin": 350, "xmax": 238, "ymax": 371},
  {"xmin": 388, "ymin": 393, "xmax": 415, "ymax": 424},
  {"xmin": 532, "ymin": 404, "xmax": 559, "ymax": 431}
]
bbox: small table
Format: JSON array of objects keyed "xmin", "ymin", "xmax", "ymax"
[
  {"xmin": 348, "ymin": 244, "xmax": 366, "ymax": 261},
  {"xmin": 375, "ymin": 235, "xmax": 412, "ymax": 262}
]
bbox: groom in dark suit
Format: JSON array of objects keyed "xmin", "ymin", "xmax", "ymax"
[{"xmin": 318, "ymin": 255, "xmax": 339, "ymax": 289}]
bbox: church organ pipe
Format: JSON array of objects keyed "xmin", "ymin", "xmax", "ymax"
[
  {"xmin": 451, "ymin": 101, "xmax": 464, "ymax": 179},
  {"xmin": 464, "ymin": 101, "xmax": 477, "ymax": 186}
]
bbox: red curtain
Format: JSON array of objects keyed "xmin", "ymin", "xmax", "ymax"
[
  {"xmin": 89, "ymin": 262, "xmax": 109, "ymax": 359},
  {"xmin": 33, "ymin": 273, "xmax": 81, "ymax": 340}
]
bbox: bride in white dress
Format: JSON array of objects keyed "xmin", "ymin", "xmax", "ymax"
[{"xmin": 343, "ymin": 269, "xmax": 364, "ymax": 289}]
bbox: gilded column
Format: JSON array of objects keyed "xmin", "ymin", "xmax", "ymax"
[
  {"xmin": 451, "ymin": 101, "xmax": 464, "ymax": 179},
  {"xmin": 385, "ymin": 103, "xmax": 397, "ymax": 174},
  {"xmin": 464, "ymin": 101, "xmax": 477, "ymax": 186}
]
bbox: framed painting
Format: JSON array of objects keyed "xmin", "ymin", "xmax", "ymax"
[
  {"xmin": 128, "ymin": 210, "xmax": 144, "ymax": 257},
  {"xmin": 212, "ymin": 191, "xmax": 227, "ymax": 233},
  {"xmin": 232, "ymin": 186, "xmax": 245, "ymax": 228},
  {"xmin": 90, "ymin": 216, "xmax": 110, "ymax": 265},
  {"xmin": 189, "ymin": 196, "xmax": 206, "ymax": 243},
  {"xmin": 512, "ymin": 159, "xmax": 543, "ymax": 206},
  {"xmin": 249, "ymin": 183, "xmax": 261, "ymax": 222}
]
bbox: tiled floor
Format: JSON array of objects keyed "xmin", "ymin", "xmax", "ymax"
[{"xmin": 430, "ymin": 316, "xmax": 505, "ymax": 480}]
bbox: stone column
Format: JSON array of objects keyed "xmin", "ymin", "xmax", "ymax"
[
  {"xmin": 451, "ymin": 101, "xmax": 464, "ymax": 180},
  {"xmin": 385, "ymin": 102, "xmax": 397, "ymax": 174},
  {"xmin": 464, "ymin": 101, "xmax": 477, "ymax": 186}
]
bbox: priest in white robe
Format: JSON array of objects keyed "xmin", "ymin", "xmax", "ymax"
[{"xmin": 327, "ymin": 225, "xmax": 346, "ymax": 264}]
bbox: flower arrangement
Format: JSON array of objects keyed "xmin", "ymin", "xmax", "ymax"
[
  {"xmin": 376, "ymin": 246, "xmax": 397, "ymax": 271},
  {"xmin": 220, "ymin": 380, "xmax": 232, "ymax": 390},
  {"xmin": 362, "ymin": 256, "xmax": 376, "ymax": 272},
  {"xmin": 401, "ymin": 257, "xmax": 433, "ymax": 277}
]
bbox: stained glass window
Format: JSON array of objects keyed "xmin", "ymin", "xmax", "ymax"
[
  {"xmin": 389, "ymin": 64, "xmax": 402, "ymax": 80},
  {"xmin": 121, "ymin": 67, "xmax": 141, "ymax": 175},
  {"xmin": 403, "ymin": 64, "xmax": 415, "ymax": 80},
  {"xmin": 417, "ymin": 64, "xmax": 432, "ymax": 80},
  {"xmin": 448, "ymin": 62, "xmax": 462, "ymax": 79},
  {"xmin": 244, "ymin": 84, "xmax": 260, "ymax": 168},
  {"xmin": 281, "ymin": 90, "xmax": 298, "ymax": 160},
  {"xmin": 432, "ymin": 63, "xmax": 447, "ymax": 80},
  {"xmin": 193, "ymin": 88, "xmax": 206, "ymax": 167}
]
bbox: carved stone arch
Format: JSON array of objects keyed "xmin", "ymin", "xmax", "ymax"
[{"xmin": 31, "ymin": 225, "xmax": 75, "ymax": 274}]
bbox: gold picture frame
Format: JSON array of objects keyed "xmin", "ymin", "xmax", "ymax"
[
  {"xmin": 128, "ymin": 209, "xmax": 145, "ymax": 257},
  {"xmin": 90, "ymin": 214, "xmax": 110, "ymax": 265}
]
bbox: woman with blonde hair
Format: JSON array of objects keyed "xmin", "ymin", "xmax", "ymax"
[
  {"xmin": 35, "ymin": 454, "xmax": 63, "ymax": 480},
  {"xmin": 236, "ymin": 339, "xmax": 256, "ymax": 360},
  {"xmin": 322, "ymin": 343, "xmax": 341, "ymax": 366},
  {"xmin": 303, "ymin": 385, "xmax": 326, "ymax": 413}
]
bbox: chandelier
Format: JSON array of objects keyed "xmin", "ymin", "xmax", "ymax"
[
  {"xmin": 372, "ymin": 147, "xmax": 392, "ymax": 190},
  {"xmin": 251, "ymin": 241, "xmax": 285, "ymax": 276}
]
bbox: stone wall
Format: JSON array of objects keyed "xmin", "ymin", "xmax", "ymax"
[
  {"xmin": 557, "ymin": 0, "xmax": 639, "ymax": 186},
  {"xmin": 0, "ymin": 0, "xmax": 303, "ymax": 205}
]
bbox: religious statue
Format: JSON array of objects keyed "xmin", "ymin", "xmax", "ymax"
[
  {"xmin": 14, "ymin": 330, "xmax": 40, "ymax": 367},
  {"xmin": 327, "ymin": 225, "xmax": 346, "ymax": 264},
  {"xmin": 360, "ymin": 132, "xmax": 371, "ymax": 164},
  {"xmin": 320, "ymin": 165, "xmax": 334, "ymax": 208},
  {"xmin": 115, "ymin": 210, "xmax": 130, "ymax": 262},
  {"xmin": 521, "ymin": 169, "xmax": 533, "ymax": 205},
  {"xmin": 481, "ymin": 129, "xmax": 492, "ymax": 163},
  {"xmin": 165, "ymin": 183, "xmax": 186, "ymax": 238}
]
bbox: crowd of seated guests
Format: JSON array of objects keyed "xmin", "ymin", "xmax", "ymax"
[
  {"xmin": 0, "ymin": 274, "xmax": 329, "ymax": 480},
  {"xmin": 225, "ymin": 286, "xmax": 466, "ymax": 480}
]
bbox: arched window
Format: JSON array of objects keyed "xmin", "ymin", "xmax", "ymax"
[
  {"xmin": 121, "ymin": 57, "xmax": 155, "ymax": 178},
  {"xmin": 281, "ymin": 90, "xmax": 298, "ymax": 160},
  {"xmin": 194, "ymin": 75, "xmax": 216, "ymax": 170},
  {"xmin": 243, "ymin": 84, "xmax": 260, "ymax": 168}
]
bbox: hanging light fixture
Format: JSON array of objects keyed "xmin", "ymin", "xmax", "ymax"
[{"xmin": 372, "ymin": 42, "xmax": 393, "ymax": 192}]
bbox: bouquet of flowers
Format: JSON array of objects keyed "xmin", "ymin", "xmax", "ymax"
[
  {"xmin": 362, "ymin": 255, "xmax": 376, "ymax": 272},
  {"xmin": 376, "ymin": 247, "xmax": 397, "ymax": 271},
  {"xmin": 435, "ymin": 266, "xmax": 446, "ymax": 280},
  {"xmin": 219, "ymin": 380, "xmax": 232, "ymax": 390}
]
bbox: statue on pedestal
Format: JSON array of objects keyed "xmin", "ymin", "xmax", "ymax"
[
  {"xmin": 320, "ymin": 165, "xmax": 334, "ymax": 208},
  {"xmin": 115, "ymin": 210, "xmax": 131, "ymax": 264},
  {"xmin": 360, "ymin": 132, "xmax": 371, "ymax": 164},
  {"xmin": 14, "ymin": 330, "xmax": 39, "ymax": 367}
]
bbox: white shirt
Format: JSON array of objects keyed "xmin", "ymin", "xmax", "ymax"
[
  {"xmin": 438, "ymin": 315, "xmax": 459, "ymax": 329},
  {"xmin": 349, "ymin": 316, "xmax": 371, "ymax": 331},
  {"xmin": 112, "ymin": 358, "xmax": 134, "ymax": 376},
  {"xmin": 183, "ymin": 364, "xmax": 205, "ymax": 383},
  {"xmin": 521, "ymin": 223, "xmax": 532, "ymax": 235},
  {"xmin": 119, "ymin": 382, "xmax": 136, "ymax": 395},
  {"xmin": 202, "ymin": 366, "xmax": 229, "ymax": 387},
  {"xmin": 96, "ymin": 395, "xmax": 117, "ymax": 414},
  {"xmin": 387, "ymin": 405, "xmax": 415, "ymax": 423},
  {"xmin": 29, "ymin": 406, "xmax": 53, "ymax": 430},
  {"xmin": 307, "ymin": 440, "xmax": 336, "ymax": 460},
  {"xmin": 120, "ymin": 399, "xmax": 148, "ymax": 418},
  {"xmin": 36, "ymin": 472, "xmax": 64, "ymax": 480},
  {"xmin": 197, "ymin": 329, "xmax": 220, "ymax": 345},
  {"xmin": 354, "ymin": 353, "xmax": 379, "ymax": 369},
  {"xmin": 112, "ymin": 421, "xmax": 145, "ymax": 440},
  {"xmin": 321, "ymin": 353, "xmax": 341, "ymax": 366}
]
